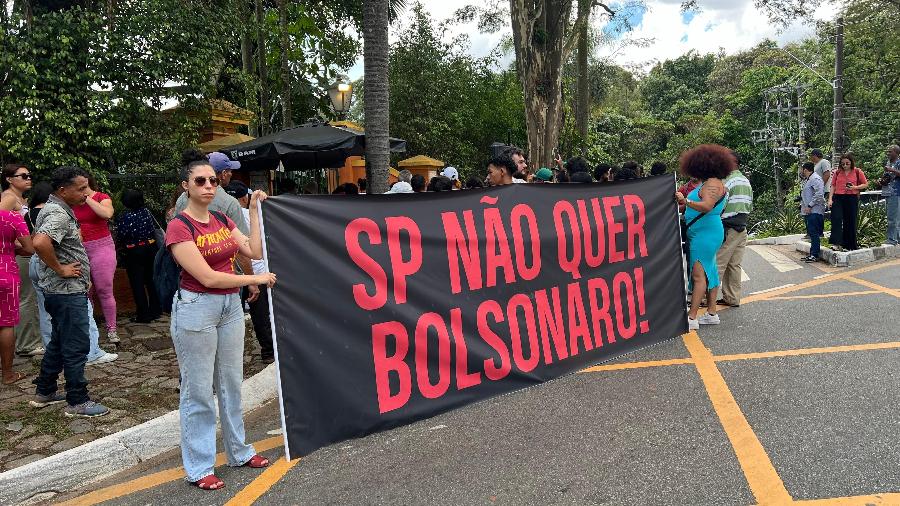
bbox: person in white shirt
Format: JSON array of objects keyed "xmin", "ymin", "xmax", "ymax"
[
  {"xmin": 810, "ymin": 149, "xmax": 832, "ymax": 200},
  {"xmin": 224, "ymin": 181, "xmax": 274, "ymax": 364}
]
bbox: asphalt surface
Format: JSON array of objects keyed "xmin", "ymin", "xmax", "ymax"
[{"xmin": 52, "ymin": 245, "xmax": 900, "ymax": 506}]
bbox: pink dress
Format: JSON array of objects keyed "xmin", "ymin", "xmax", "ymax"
[{"xmin": 0, "ymin": 210, "xmax": 29, "ymax": 326}]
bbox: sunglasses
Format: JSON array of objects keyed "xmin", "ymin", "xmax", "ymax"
[
  {"xmin": 192, "ymin": 176, "xmax": 219, "ymax": 187},
  {"xmin": 10, "ymin": 173, "xmax": 32, "ymax": 180}
]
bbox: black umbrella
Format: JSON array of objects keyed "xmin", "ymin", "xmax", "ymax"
[{"xmin": 219, "ymin": 122, "xmax": 407, "ymax": 171}]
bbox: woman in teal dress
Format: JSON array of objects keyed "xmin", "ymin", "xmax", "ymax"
[{"xmin": 675, "ymin": 145, "xmax": 735, "ymax": 331}]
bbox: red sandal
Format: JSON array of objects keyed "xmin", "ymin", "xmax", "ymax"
[
  {"xmin": 192, "ymin": 475, "xmax": 225, "ymax": 490},
  {"xmin": 243, "ymin": 455, "xmax": 270, "ymax": 468}
]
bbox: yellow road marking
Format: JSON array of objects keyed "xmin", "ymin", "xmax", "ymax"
[
  {"xmin": 60, "ymin": 436, "xmax": 284, "ymax": 506},
  {"xmin": 846, "ymin": 277, "xmax": 900, "ymax": 299},
  {"xmin": 714, "ymin": 341, "xmax": 900, "ymax": 363},
  {"xmin": 224, "ymin": 457, "xmax": 301, "ymax": 506},
  {"xmin": 764, "ymin": 290, "xmax": 880, "ymax": 301},
  {"xmin": 792, "ymin": 493, "xmax": 900, "ymax": 505},
  {"xmin": 740, "ymin": 259, "xmax": 900, "ymax": 305},
  {"xmin": 580, "ymin": 358, "xmax": 694, "ymax": 372},
  {"xmin": 682, "ymin": 332, "xmax": 792, "ymax": 505}
]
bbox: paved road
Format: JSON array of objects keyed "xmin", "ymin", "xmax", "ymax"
[{"xmin": 55, "ymin": 245, "xmax": 900, "ymax": 505}]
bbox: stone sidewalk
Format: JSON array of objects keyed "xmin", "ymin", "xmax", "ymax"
[{"xmin": 0, "ymin": 315, "xmax": 267, "ymax": 472}]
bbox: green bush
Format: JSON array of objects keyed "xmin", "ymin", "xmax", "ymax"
[
  {"xmin": 856, "ymin": 203, "xmax": 887, "ymax": 248},
  {"xmin": 756, "ymin": 208, "xmax": 806, "ymax": 237}
]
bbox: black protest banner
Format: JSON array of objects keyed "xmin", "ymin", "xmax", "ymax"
[{"xmin": 262, "ymin": 175, "xmax": 687, "ymax": 459}]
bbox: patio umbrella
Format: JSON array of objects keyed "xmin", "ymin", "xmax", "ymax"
[{"xmin": 219, "ymin": 121, "xmax": 407, "ymax": 171}]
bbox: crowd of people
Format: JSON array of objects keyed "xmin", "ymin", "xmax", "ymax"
[{"xmin": 3, "ymin": 140, "xmax": 899, "ymax": 489}]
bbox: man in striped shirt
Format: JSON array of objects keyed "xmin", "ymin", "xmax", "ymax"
[{"xmin": 716, "ymin": 162, "xmax": 753, "ymax": 307}]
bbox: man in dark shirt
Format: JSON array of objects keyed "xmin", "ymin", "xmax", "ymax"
[{"xmin": 31, "ymin": 166, "xmax": 110, "ymax": 417}]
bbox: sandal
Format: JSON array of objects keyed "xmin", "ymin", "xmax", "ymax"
[
  {"xmin": 243, "ymin": 454, "xmax": 270, "ymax": 468},
  {"xmin": 192, "ymin": 475, "xmax": 225, "ymax": 490},
  {"xmin": 2, "ymin": 371, "xmax": 27, "ymax": 385}
]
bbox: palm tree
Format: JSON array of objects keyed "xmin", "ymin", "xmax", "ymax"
[
  {"xmin": 363, "ymin": 0, "xmax": 390, "ymax": 194},
  {"xmin": 362, "ymin": 0, "xmax": 407, "ymax": 194}
]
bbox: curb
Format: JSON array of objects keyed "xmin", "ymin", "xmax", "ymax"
[
  {"xmin": 747, "ymin": 233, "xmax": 805, "ymax": 246},
  {"xmin": 795, "ymin": 241, "xmax": 900, "ymax": 267},
  {"xmin": 0, "ymin": 363, "xmax": 279, "ymax": 505}
]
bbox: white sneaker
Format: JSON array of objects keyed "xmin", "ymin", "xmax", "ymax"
[
  {"xmin": 698, "ymin": 313, "xmax": 720, "ymax": 325},
  {"xmin": 107, "ymin": 331, "xmax": 120, "ymax": 344},
  {"xmin": 687, "ymin": 317, "xmax": 699, "ymax": 331},
  {"xmin": 27, "ymin": 346, "xmax": 45, "ymax": 356},
  {"xmin": 87, "ymin": 352, "xmax": 118, "ymax": 365}
]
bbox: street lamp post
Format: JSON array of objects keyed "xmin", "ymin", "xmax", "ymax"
[{"xmin": 328, "ymin": 76, "xmax": 354, "ymax": 120}]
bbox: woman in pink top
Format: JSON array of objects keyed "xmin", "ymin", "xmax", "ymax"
[
  {"xmin": 0, "ymin": 206, "xmax": 34, "ymax": 384},
  {"xmin": 827, "ymin": 153, "xmax": 868, "ymax": 251},
  {"xmin": 72, "ymin": 176, "xmax": 119, "ymax": 343}
]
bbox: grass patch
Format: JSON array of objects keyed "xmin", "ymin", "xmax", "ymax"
[{"xmin": 0, "ymin": 400, "xmax": 72, "ymax": 450}]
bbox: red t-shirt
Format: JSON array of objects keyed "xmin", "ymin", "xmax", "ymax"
[
  {"xmin": 830, "ymin": 168, "xmax": 868, "ymax": 196},
  {"xmin": 165, "ymin": 212, "xmax": 240, "ymax": 295},
  {"xmin": 72, "ymin": 192, "xmax": 112, "ymax": 242}
]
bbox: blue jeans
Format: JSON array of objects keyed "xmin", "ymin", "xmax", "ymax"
[
  {"xmin": 33, "ymin": 293, "xmax": 91, "ymax": 406},
  {"xmin": 806, "ymin": 213, "xmax": 825, "ymax": 257},
  {"xmin": 170, "ymin": 289, "xmax": 254, "ymax": 482},
  {"xmin": 29, "ymin": 255, "xmax": 107, "ymax": 360},
  {"xmin": 886, "ymin": 195, "xmax": 900, "ymax": 244}
]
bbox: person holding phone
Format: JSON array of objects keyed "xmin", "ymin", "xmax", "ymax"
[{"xmin": 828, "ymin": 153, "xmax": 868, "ymax": 251}]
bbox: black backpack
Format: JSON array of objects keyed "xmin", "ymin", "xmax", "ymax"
[{"xmin": 154, "ymin": 210, "xmax": 228, "ymax": 311}]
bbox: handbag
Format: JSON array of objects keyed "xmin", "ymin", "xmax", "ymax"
[{"xmin": 681, "ymin": 194, "xmax": 727, "ymax": 257}]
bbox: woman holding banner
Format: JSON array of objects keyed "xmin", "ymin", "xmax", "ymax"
[
  {"xmin": 166, "ymin": 153, "xmax": 277, "ymax": 490},
  {"xmin": 675, "ymin": 145, "xmax": 732, "ymax": 331}
]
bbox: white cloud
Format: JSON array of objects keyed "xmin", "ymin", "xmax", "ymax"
[{"xmin": 596, "ymin": 0, "xmax": 837, "ymax": 69}]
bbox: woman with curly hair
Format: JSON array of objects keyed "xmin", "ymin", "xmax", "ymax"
[{"xmin": 675, "ymin": 145, "xmax": 733, "ymax": 331}]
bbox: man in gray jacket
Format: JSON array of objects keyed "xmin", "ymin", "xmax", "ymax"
[{"xmin": 800, "ymin": 162, "xmax": 827, "ymax": 262}]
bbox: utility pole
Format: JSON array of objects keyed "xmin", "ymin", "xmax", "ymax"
[{"xmin": 832, "ymin": 16, "xmax": 845, "ymax": 166}]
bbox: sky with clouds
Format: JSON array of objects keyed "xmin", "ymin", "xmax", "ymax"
[{"xmin": 348, "ymin": 0, "xmax": 837, "ymax": 79}]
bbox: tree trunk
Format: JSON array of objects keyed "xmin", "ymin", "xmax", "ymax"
[
  {"xmin": 276, "ymin": 0, "xmax": 292, "ymax": 129},
  {"xmin": 575, "ymin": 0, "xmax": 590, "ymax": 151},
  {"xmin": 510, "ymin": 0, "xmax": 596, "ymax": 167},
  {"xmin": 255, "ymin": 0, "xmax": 270, "ymax": 135},
  {"xmin": 238, "ymin": 1, "xmax": 257, "ymax": 136},
  {"xmin": 106, "ymin": 0, "xmax": 115, "ymax": 29},
  {"xmin": 363, "ymin": 0, "xmax": 391, "ymax": 194}
]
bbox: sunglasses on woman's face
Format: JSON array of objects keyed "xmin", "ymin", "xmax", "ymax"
[
  {"xmin": 11, "ymin": 173, "xmax": 31, "ymax": 180},
  {"xmin": 192, "ymin": 176, "xmax": 219, "ymax": 187}
]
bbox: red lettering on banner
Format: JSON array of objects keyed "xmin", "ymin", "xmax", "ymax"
[
  {"xmin": 509, "ymin": 204, "xmax": 541, "ymax": 281},
  {"xmin": 634, "ymin": 267, "xmax": 650, "ymax": 333},
  {"xmin": 484, "ymin": 207, "xmax": 516, "ymax": 288},
  {"xmin": 477, "ymin": 300, "xmax": 511, "ymax": 380},
  {"xmin": 448, "ymin": 308, "xmax": 481, "ymax": 390},
  {"xmin": 622, "ymin": 195, "xmax": 648, "ymax": 259},
  {"xmin": 534, "ymin": 287, "xmax": 569, "ymax": 363},
  {"xmin": 414, "ymin": 313, "xmax": 452, "ymax": 399},
  {"xmin": 602, "ymin": 197, "xmax": 626, "ymax": 263},
  {"xmin": 371, "ymin": 321, "xmax": 411, "ymax": 414},
  {"xmin": 553, "ymin": 200, "xmax": 583, "ymax": 279},
  {"xmin": 441, "ymin": 210, "xmax": 482, "ymax": 294},
  {"xmin": 578, "ymin": 198, "xmax": 606, "ymax": 267},
  {"xmin": 566, "ymin": 281, "xmax": 593, "ymax": 355},
  {"xmin": 346, "ymin": 218, "xmax": 388, "ymax": 311},
  {"xmin": 612, "ymin": 271, "xmax": 637, "ymax": 340},
  {"xmin": 587, "ymin": 277, "xmax": 616, "ymax": 347},
  {"xmin": 506, "ymin": 294, "xmax": 540, "ymax": 373},
  {"xmin": 386, "ymin": 216, "xmax": 423, "ymax": 305}
]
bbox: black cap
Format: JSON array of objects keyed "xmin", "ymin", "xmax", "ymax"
[{"xmin": 224, "ymin": 181, "xmax": 249, "ymax": 198}]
